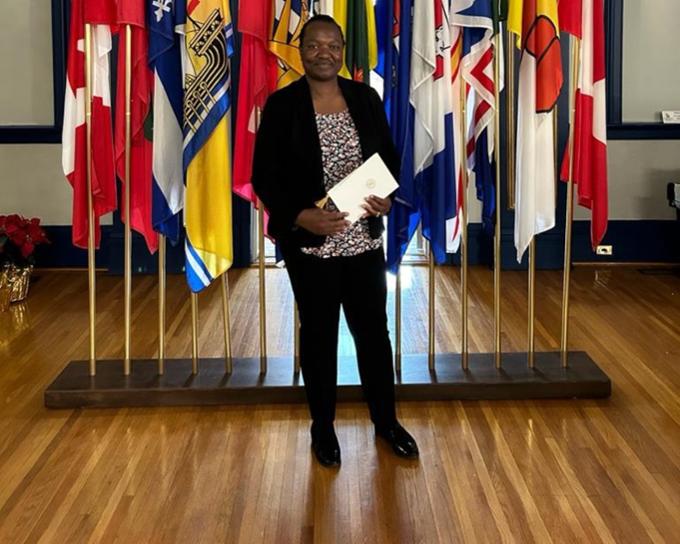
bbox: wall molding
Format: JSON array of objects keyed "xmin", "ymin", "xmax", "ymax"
[{"xmin": 35, "ymin": 220, "xmax": 679, "ymax": 272}]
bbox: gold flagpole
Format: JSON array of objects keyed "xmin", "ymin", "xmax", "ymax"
[
  {"xmin": 554, "ymin": 99, "xmax": 559, "ymax": 157},
  {"xmin": 123, "ymin": 25, "xmax": 133, "ymax": 376},
  {"xmin": 158, "ymin": 235, "xmax": 166, "ymax": 375},
  {"xmin": 257, "ymin": 201, "xmax": 267, "ymax": 374},
  {"xmin": 221, "ymin": 273, "xmax": 232, "ymax": 373},
  {"xmin": 560, "ymin": 35, "xmax": 581, "ymax": 367},
  {"xmin": 191, "ymin": 293, "xmax": 199, "ymax": 374},
  {"xmin": 493, "ymin": 31, "xmax": 502, "ymax": 368},
  {"xmin": 294, "ymin": 303, "xmax": 300, "ymax": 374},
  {"xmin": 395, "ymin": 269, "xmax": 402, "ymax": 374},
  {"xmin": 506, "ymin": 29, "xmax": 516, "ymax": 210},
  {"xmin": 460, "ymin": 72, "xmax": 469, "ymax": 370},
  {"xmin": 84, "ymin": 24, "xmax": 97, "ymax": 376},
  {"xmin": 255, "ymin": 108, "xmax": 267, "ymax": 375},
  {"xmin": 428, "ymin": 246, "xmax": 435, "ymax": 371},
  {"xmin": 554, "ymin": 101, "xmax": 559, "ymax": 211},
  {"xmin": 528, "ymin": 239, "xmax": 536, "ymax": 368}
]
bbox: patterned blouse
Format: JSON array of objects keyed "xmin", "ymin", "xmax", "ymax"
[{"xmin": 300, "ymin": 109, "xmax": 383, "ymax": 258}]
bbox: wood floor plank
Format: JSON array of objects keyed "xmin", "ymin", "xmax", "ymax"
[{"xmin": 0, "ymin": 266, "xmax": 678, "ymax": 542}]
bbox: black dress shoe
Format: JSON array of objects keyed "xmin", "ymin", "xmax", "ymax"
[
  {"xmin": 311, "ymin": 426, "xmax": 341, "ymax": 467},
  {"xmin": 375, "ymin": 423, "xmax": 419, "ymax": 459}
]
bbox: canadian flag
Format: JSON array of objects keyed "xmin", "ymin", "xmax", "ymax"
[
  {"xmin": 61, "ymin": 0, "xmax": 117, "ymax": 249},
  {"xmin": 559, "ymin": 0, "xmax": 608, "ymax": 248}
]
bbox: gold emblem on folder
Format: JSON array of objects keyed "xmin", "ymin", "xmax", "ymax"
[{"xmin": 315, "ymin": 195, "xmax": 330, "ymax": 209}]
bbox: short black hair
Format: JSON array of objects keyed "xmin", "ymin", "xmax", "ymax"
[{"xmin": 299, "ymin": 15, "xmax": 345, "ymax": 46}]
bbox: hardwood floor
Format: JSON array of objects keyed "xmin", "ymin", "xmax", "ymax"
[{"xmin": 0, "ymin": 264, "xmax": 678, "ymax": 543}]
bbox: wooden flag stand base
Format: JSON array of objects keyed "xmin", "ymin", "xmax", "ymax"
[{"xmin": 44, "ymin": 352, "xmax": 610, "ymax": 408}]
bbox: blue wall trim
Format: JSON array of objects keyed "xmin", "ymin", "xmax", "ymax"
[
  {"xmin": 608, "ymin": 124, "xmax": 680, "ymax": 140},
  {"xmin": 36, "ymin": 219, "xmax": 679, "ymax": 271},
  {"xmin": 36, "ymin": 225, "xmax": 112, "ymax": 269},
  {"xmin": 498, "ymin": 220, "xmax": 679, "ymax": 270}
]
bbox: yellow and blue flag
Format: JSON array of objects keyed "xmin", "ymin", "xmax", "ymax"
[
  {"xmin": 178, "ymin": 0, "xmax": 234, "ymax": 292},
  {"xmin": 270, "ymin": 0, "xmax": 310, "ymax": 89}
]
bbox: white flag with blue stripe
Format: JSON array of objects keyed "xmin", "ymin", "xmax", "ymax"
[{"xmin": 148, "ymin": 0, "xmax": 184, "ymax": 242}]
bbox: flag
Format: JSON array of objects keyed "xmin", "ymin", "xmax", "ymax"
[
  {"xmin": 313, "ymin": 0, "xmax": 334, "ymax": 15},
  {"xmin": 387, "ymin": 0, "xmax": 456, "ymax": 270},
  {"xmin": 508, "ymin": 0, "xmax": 563, "ymax": 261},
  {"xmin": 378, "ymin": 0, "xmax": 406, "ymax": 134},
  {"xmin": 412, "ymin": 0, "xmax": 456, "ymax": 265},
  {"xmin": 493, "ymin": 0, "xmax": 509, "ymax": 31},
  {"xmin": 233, "ymin": 0, "xmax": 275, "ymax": 204},
  {"xmin": 333, "ymin": 1, "xmax": 350, "ymax": 77},
  {"xmin": 445, "ymin": 20, "xmax": 465, "ymax": 253},
  {"xmin": 179, "ymin": 0, "xmax": 234, "ymax": 292},
  {"xmin": 559, "ymin": 0, "xmax": 608, "ymax": 248},
  {"xmin": 115, "ymin": 0, "xmax": 158, "ymax": 253},
  {"xmin": 270, "ymin": 0, "xmax": 309, "ymax": 89},
  {"xmin": 386, "ymin": 0, "xmax": 417, "ymax": 272},
  {"xmin": 345, "ymin": 0, "xmax": 379, "ymax": 82},
  {"xmin": 451, "ymin": 0, "xmax": 503, "ymax": 238},
  {"xmin": 557, "ymin": 0, "xmax": 581, "ymax": 36},
  {"xmin": 375, "ymin": 0, "xmax": 395, "ymax": 118},
  {"xmin": 62, "ymin": 0, "xmax": 117, "ymax": 249},
  {"xmin": 148, "ymin": 0, "xmax": 184, "ymax": 243}
]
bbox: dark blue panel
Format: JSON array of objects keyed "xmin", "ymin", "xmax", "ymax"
[
  {"xmin": 608, "ymin": 124, "xmax": 680, "ymax": 140},
  {"xmin": 35, "ymin": 218, "xmax": 679, "ymax": 270},
  {"xmin": 35, "ymin": 225, "xmax": 112, "ymax": 269},
  {"xmin": 571, "ymin": 220, "xmax": 679, "ymax": 263}
]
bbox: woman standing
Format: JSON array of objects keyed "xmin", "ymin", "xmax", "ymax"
[{"xmin": 252, "ymin": 15, "xmax": 418, "ymax": 468}]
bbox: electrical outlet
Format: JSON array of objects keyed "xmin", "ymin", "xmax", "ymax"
[{"xmin": 596, "ymin": 245, "xmax": 613, "ymax": 256}]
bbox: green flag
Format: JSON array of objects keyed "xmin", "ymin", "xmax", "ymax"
[
  {"xmin": 345, "ymin": 0, "xmax": 377, "ymax": 82},
  {"xmin": 493, "ymin": 0, "xmax": 509, "ymax": 33}
]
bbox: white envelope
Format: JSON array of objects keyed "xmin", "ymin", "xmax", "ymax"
[{"xmin": 325, "ymin": 153, "xmax": 399, "ymax": 223}]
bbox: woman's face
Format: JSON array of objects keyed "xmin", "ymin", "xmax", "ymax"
[{"xmin": 300, "ymin": 22, "xmax": 344, "ymax": 82}]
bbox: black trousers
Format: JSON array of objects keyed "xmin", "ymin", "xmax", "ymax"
[{"xmin": 280, "ymin": 244, "xmax": 397, "ymax": 430}]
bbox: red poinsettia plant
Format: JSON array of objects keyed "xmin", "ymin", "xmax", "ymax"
[{"xmin": 0, "ymin": 215, "xmax": 49, "ymax": 267}]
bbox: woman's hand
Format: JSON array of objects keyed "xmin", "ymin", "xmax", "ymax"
[
  {"xmin": 295, "ymin": 208, "xmax": 351, "ymax": 236},
  {"xmin": 361, "ymin": 195, "xmax": 392, "ymax": 219}
]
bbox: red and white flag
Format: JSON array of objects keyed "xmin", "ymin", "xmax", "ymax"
[
  {"xmin": 61, "ymin": 0, "xmax": 117, "ymax": 249},
  {"xmin": 114, "ymin": 0, "xmax": 158, "ymax": 253},
  {"xmin": 559, "ymin": 0, "xmax": 608, "ymax": 248},
  {"xmin": 233, "ymin": 0, "xmax": 276, "ymax": 204}
]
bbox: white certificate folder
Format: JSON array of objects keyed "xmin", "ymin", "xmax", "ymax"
[{"xmin": 325, "ymin": 153, "xmax": 399, "ymax": 223}]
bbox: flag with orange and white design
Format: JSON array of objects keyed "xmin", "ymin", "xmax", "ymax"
[{"xmin": 508, "ymin": 0, "xmax": 563, "ymax": 261}]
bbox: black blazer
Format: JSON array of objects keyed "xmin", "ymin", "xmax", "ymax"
[{"xmin": 251, "ymin": 76, "xmax": 400, "ymax": 247}]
